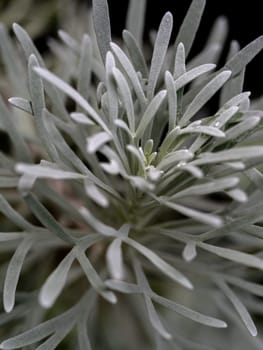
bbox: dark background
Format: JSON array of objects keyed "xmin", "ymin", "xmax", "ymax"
[{"xmin": 106, "ymin": 0, "xmax": 263, "ymax": 98}]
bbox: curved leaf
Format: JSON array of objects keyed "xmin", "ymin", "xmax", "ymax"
[{"xmin": 39, "ymin": 249, "xmax": 75, "ymax": 308}]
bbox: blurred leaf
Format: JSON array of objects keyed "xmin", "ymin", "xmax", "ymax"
[
  {"xmin": 92, "ymin": 0, "xmax": 111, "ymax": 62},
  {"xmin": 198, "ymin": 242, "xmax": 263, "ymax": 270}
]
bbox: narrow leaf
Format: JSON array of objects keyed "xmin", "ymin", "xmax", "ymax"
[
  {"xmin": 28, "ymin": 55, "xmax": 60, "ymax": 162},
  {"xmin": 223, "ymin": 117, "xmax": 260, "ymax": 141},
  {"xmin": 122, "ymin": 30, "xmax": 148, "ymax": 77},
  {"xmin": 136, "ymin": 90, "xmax": 167, "ymax": 139},
  {"xmin": 114, "ymin": 119, "xmax": 134, "ymax": 139},
  {"xmin": 165, "ymin": 71, "xmax": 178, "ymax": 131},
  {"xmin": 126, "ymin": 0, "xmax": 146, "ymax": 46},
  {"xmin": 13, "ymin": 24, "xmax": 69, "ymax": 121},
  {"xmin": 220, "ymin": 40, "xmax": 244, "ymax": 104},
  {"xmin": 192, "ymin": 146, "xmax": 263, "ymax": 166},
  {"xmin": 172, "ymin": 177, "xmax": 239, "ymax": 199},
  {"xmin": 205, "ymin": 16, "xmax": 229, "ymax": 52},
  {"xmin": 174, "ymin": 63, "xmax": 216, "ymax": 90},
  {"xmin": 35, "ymin": 329, "xmax": 71, "ymax": 350},
  {"xmin": 189, "ymin": 106, "xmax": 238, "ymax": 153},
  {"xmin": 0, "ymin": 233, "xmax": 24, "ymax": 242},
  {"xmin": 147, "ymin": 12, "xmax": 173, "ymax": 99},
  {"xmin": 16, "ymin": 163, "xmax": 87, "ymax": 180},
  {"xmin": 217, "ymin": 280, "xmax": 257, "ymax": 336},
  {"xmin": 105, "ymin": 280, "xmax": 141, "ymax": 294},
  {"xmin": 158, "ymin": 198, "xmax": 223, "ymax": 227},
  {"xmin": 77, "ymin": 319, "xmax": 93, "ymax": 350},
  {"xmin": 220, "ymin": 92, "xmax": 251, "ymax": 111},
  {"xmin": 112, "ymin": 67, "xmax": 135, "ymax": 133},
  {"xmin": 74, "ymin": 246, "xmax": 117, "ymax": 304},
  {"xmin": 79, "ymin": 207, "xmax": 118, "ymax": 237},
  {"xmin": 106, "ymin": 238, "xmax": 124, "ymax": 280},
  {"xmin": 58, "ymin": 30, "xmax": 80, "ymax": 53},
  {"xmin": 182, "ymin": 165, "xmax": 204, "ymax": 178},
  {"xmin": 0, "ymin": 25, "xmax": 27, "ymax": 95},
  {"xmin": 77, "ymin": 34, "xmax": 92, "ymax": 100},
  {"xmin": 128, "ymin": 176, "xmax": 155, "ymax": 191},
  {"xmin": 110, "ymin": 42, "xmax": 147, "ymax": 108},
  {"xmin": 180, "ymin": 124, "xmax": 225, "ymax": 138},
  {"xmin": 39, "ymin": 249, "xmax": 75, "ymax": 308},
  {"xmin": 3, "ymin": 238, "xmax": 32, "ymax": 312},
  {"xmin": 23, "ymin": 193, "xmax": 75, "ymax": 245},
  {"xmin": 0, "ymin": 195, "xmax": 34, "ymax": 231},
  {"xmin": 42, "ymin": 110, "xmax": 93, "ymax": 176},
  {"xmin": 123, "ymin": 237, "xmax": 193, "ymax": 290},
  {"xmin": 133, "ymin": 259, "xmax": 172, "ymax": 339},
  {"xmin": 180, "ymin": 71, "xmax": 231, "ymax": 126},
  {"xmin": 92, "ymin": 0, "xmax": 111, "ymax": 62},
  {"xmin": 105, "ymin": 51, "xmax": 118, "ymax": 122},
  {"xmin": 126, "ymin": 144, "xmax": 146, "ymax": 172},
  {"xmin": 173, "ymin": 0, "xmax": 206, "ymax": 58},
  {"xmin": 145, "ymin": 295, "xmax": 172, "ymax": 340},
  {"xmin": 212, "ymin": 105, "xmax": 239, "ymax": 127},
  {"xmin": 225, "ymin": 35, "xmax": 263, "ymax": 76},
  {"xmin": 173, "ymin": 43, "xmax": 186, "ymax": 79},
  {"xmin": 34, "ymin": 67, "xmax": 110, "ymax": 133},
  {"xmin": 152, "ymin": 294, "xmax": 227, "ymax": 328},
  {"xmin": 225, "ymin": 275, "xmax": 263, "ymax": 297},
  {"xmin": 13, "ymin": 23, "xmax": 45, "ymax": 65},
  {"xmin": 0, "ymin": 308, "xmax": 75, "ymax": 349},
  {"xmin": 157, "ymin": 150, "xmax": 193, "ymax": 171},
  {"xmin": 70, "ymin": 112, "xmax": 95, "ymax": 125},
  {"xmin": 159, "ymin": 126, "xmax": 181, "ymax": 156},
  {"xmin": 198, "ymin": 242, "xmax": 263, "ymax": 270}
]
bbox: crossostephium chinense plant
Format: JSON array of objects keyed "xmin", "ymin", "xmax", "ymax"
[{"xmin": 0, "ymin": 0, "xmax": 263, "ymax": 349}]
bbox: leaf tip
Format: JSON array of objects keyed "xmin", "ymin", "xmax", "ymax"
[
  {"xmin": 177, "ymin": 42, "xmax": 185, "ymax": 51},
  {"xmin": 222, "ymin": 70, "xmax": 232, "ymax": 79},
  {"xmin": 250, "ymin": 327, "xmax": 258, "ymax": 337},
  {"xmin": 3, "ymin": 298, "xmax": 14, "ymax": 313},
  {"xmin": 220, "ymin": 321, "xmax": 228, "ymax": 329},
  {"xmin": 164, "ymin": 11, "xmax": 173, "ymax": 22},
  {"xmin": 106, "ymin": 291, "xmax": 118, "ymax": 304},
  {"xmin": 28, "ymin": 53, "xmax": 38, "ymax": 66},
  {"xmin": 12, "ymin": 22, "xmax": 20, "ymax": 33},
  {"xmin": 38, "ymin": 290, "xmax": 53, "ymax": 309}
]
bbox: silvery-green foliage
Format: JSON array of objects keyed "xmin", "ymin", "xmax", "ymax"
[{"xmin": 0, "ymin": 0, "xmax": 263, "ymax": 348}]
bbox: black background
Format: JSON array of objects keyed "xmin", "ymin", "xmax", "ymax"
[{"xmin": 107, "ymin": 0, "xmax": 263, "ymax": 98}]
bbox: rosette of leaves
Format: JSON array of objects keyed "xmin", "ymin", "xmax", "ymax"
[{"xmin": 0, "ymin": 0, "xmax": 263, "ymax": 349}]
